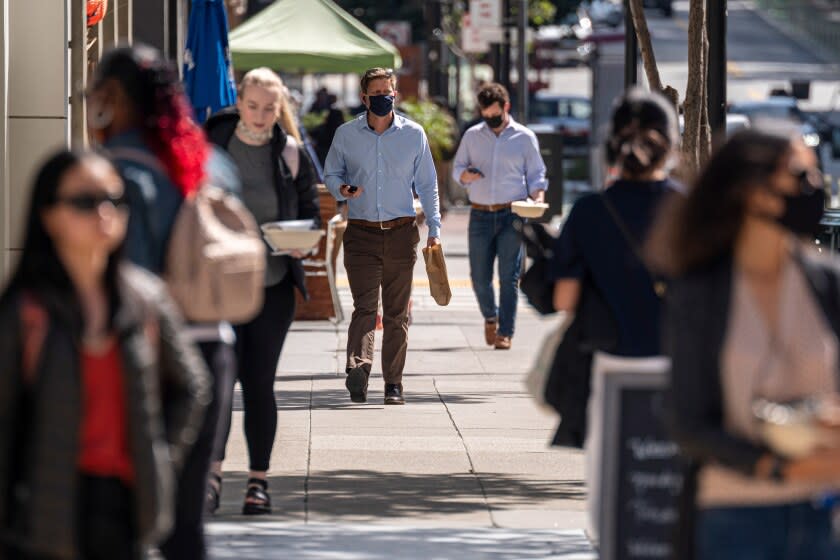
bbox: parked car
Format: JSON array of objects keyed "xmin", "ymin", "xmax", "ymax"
[
  {"xmin": 528, "ymin": 93, "xmax": 592, "ymax": 152},
  {"xmin": 643, "ymin": 0, "xmax": 673, "ymax": 17},
  {"xmin": 582, "ymin": 0, "xmax": 624, "ymax": 28},
  {"xmin": 729, "ymin": 97, "xmax": 824, "ymax": 168},
  {"xmin": 728, "ymin": 97, "xmax": 822, "ymax": 144},
  {"xmin": 678, "ymin": 114, "xmax": 750, "ymax": 137}
]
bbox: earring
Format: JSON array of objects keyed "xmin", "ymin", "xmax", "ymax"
[{"xmin": 87, "ymin": 105, "xmax": 114, "ymax": 129}]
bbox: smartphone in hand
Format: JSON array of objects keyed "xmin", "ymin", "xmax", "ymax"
[
  {"xmin": 467, "ymin": 167, "xmax": 484, "ymax": 177},
  {"xmin": 347, "ymin": 185, "xmax": 359, "ymax": 193}
]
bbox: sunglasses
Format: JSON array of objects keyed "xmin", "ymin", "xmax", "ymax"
[
  {"xmin": 790, "ymin": 168, "xmax": 824, "ymax": 195},
  {"xmin": 54, "ymin": 192, "xmax": 128, "ymax": 213}
]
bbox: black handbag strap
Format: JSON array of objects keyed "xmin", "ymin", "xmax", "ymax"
[{"xmin": 599, "ymin": 193, "xmax": 666, "ymax": 298}]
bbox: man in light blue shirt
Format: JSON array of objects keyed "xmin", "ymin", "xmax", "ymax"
[
  {"xmin": 453, "ymin": 82, "xmax": 547, "ymax": 350},
  {"xmin": 325, "ymin": 67, "xmax": 441, "ymax": 406}
]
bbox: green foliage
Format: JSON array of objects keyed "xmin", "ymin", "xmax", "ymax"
[
  {"xmin": 302, "ymin": 110, "xmax": 328, "ymax": 131},
  {"xmin": 528, "ymin": 0, "xmax": 558, "ymax": 26},
  {"xmin": 399, "ymin": 99, "xmax": 458, "ymax": 162}
]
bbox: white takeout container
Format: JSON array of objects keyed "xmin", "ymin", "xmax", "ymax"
[
  {"xmin": 511, "ymin": 200, "xmax": 549, "ymax": 219},
  {"xmin": 754, "ymin": 399, "xmax": 840, "ymax": 458},
  {"xmin": 261, "ymin": 221, "xmax": 324, "ymax": 254}
]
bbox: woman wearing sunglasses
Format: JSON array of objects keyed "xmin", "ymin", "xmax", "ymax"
[
  {"xmin": 0, "ymin": 150, "xmax": 209, "ymax": 559},
  {"xmin": 651, "ymin": 122, "xmax": 840, "ymax": 559}
]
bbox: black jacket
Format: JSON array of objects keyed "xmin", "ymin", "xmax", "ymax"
[
  {"xmin": 0, "ymin": 266, "xmax": 210, "ymax": 558},
  {"xmin": 204, "ymin": 108, "xmax": 320, "ymax": 298},
  {"xmin": 664, "ymin": 247, "xmax": 840, "ymax": 558}
]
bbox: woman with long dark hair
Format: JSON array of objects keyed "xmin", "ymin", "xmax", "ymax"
[
  {"xmin": 653, "ymin": 123, "xmax": 840, "ymax": 558},
  {"xmin": 85, "ymin": 44, "xmax": 231, "ymax": 559},
  {"xmin": 0, "ymin": 150, "xmax": 208, "ymax": 559}
]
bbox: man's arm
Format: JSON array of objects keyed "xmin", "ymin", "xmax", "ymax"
[
  {"xmin": 524, "ymin": 133, "xmax": 548, "ymax": 199},
  {"xmin": 414, "ymin": 130, "xmax": 442, "ymax": 242},
  {"xmin": 452, "ymin": 132, "xmax": 472, "ymax": 185},
  {"xmin": 323, "ymin": 128, "xmax": 348, "ymax": 201}
]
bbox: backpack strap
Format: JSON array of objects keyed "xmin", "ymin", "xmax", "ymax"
[{"xmin": 282, "ymin": 136, "xmax": 301, "ymax": 180}]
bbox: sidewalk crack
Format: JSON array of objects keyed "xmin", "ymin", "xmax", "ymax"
[
  {"xmin": 433, "ymin": 378, "xmax": 499, "ymax": 528},
  {"xmin": 304, "ymin": 376, "xmax": 313, "ymax": 523}
]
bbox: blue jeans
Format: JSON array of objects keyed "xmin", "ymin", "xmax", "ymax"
[
  {"xmin": 468, "ymin": 208, "xmax": 523, "ymax": 337},
  {"xmin": 697, "ymin": 502, "xmax": 840, "ymax": 560}
]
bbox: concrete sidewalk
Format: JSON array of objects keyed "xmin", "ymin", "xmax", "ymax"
[{"xmin": 208, "ymin": 209, "xmax": 594, "ymax": 559}]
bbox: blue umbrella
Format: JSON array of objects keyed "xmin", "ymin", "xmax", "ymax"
[{"xmin": 184, "ymin": 0, "xmax": 237, "ymax": 124}]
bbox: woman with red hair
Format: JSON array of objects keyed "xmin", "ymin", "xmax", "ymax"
[{"xmin": 85, "ymin": 44, "xmax": 221, "ymax": 560}]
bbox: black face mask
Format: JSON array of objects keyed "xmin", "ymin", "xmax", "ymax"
[
  {"xmin": 774, "ymin": 171, "xmax": 825, "ymax": 236},
  {"xmin": 483, "ymin": 114, "xmax": 504, "ymax": 129},
  {"xmin": 367, "ymin": 94, "xmax": 394, "ymax": 117}
]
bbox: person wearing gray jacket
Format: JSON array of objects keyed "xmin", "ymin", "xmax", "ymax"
[{"xmin": 0, "ymin": 150, "xmax": 209, "ymax": 559}]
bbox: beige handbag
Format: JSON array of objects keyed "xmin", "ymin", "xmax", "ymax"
[{"xmin": 421, "ymin": 244, "xmax": 452, "ymax": 306}]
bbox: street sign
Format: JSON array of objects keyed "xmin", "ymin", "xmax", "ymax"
[
  {"xmin": 592, "ymin": 355, "xmax": 683, "ymax": 560},
  {"xmin": 470, "ymin": 0, "xmax": 502, "ymax": 28},
  {"xmin": 462, "ymin": 13, "xmax": 490, "ymax": 54},
  {"xmin": 376, "ymin": 21, "xmax": 412, "ymax": 47}
]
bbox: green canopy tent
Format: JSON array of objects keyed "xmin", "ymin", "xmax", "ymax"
[{"xmin": 229, "ymin": 0, "xmax": 402, "ymax": 74}]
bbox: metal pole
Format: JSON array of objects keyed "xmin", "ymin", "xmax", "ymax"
[
  {"xmin": 70, "ymin": 0, "xmax": 88, "ymax": 148},
  {"xmin": 707, "ymin": 0, "xmax": 727, "ymax": 147},
  {"xmin": 501, "ymin": 0, "xmax": 511, "ymax": 92},
  {"xmin": 517, "ymin": 0, "xmax": 527, "ymax": 120},
  {"xmin": 624, "ymin": 0, "xmax": 638, "ymax": 88}
]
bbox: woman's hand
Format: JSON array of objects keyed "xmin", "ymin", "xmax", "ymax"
[{"xmin": 553, "ymin": 279, "xmax": 581, "ymax": 313}]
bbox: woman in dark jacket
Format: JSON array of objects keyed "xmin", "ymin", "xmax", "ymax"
[
  {"xmin": 0, "ymin": 150, "xmax": 209, "ymax": 559},
  {"xmin": 204, "ymin": 68, "xmax": 320, "ymax": 515},
  {"xmin": 653, "ymin": 123, "xmax": 840, "ymax": 559}
]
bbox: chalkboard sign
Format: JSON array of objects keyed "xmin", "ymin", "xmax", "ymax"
[{"xmin": 597, "ymin": 364, "xmax": 683, "ymax": 560}]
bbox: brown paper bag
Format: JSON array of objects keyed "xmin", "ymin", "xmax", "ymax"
[{"xmin": 421, "ymin": 244, "xmax": 452, "ymax": 306}]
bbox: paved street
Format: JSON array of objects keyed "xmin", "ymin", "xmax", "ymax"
[
  {"xmin": 207, "ymin": 210, "xmax": 594, "ymax": 558},
  {"xmin": 547, "ymin": 0, "xmax": 840, "ymax": 189}
]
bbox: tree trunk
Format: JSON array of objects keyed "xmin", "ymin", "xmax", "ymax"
[
  {"xmin": 628, "ymin": 0, "xmax": 661, "ymax": 91},
  {"xmin": 628, "ymin": 0, "xmax": 679, "ymax": 108},
  {"xmin": 683, "ymin": 0, "xmax": 708, "ymax": 174}
]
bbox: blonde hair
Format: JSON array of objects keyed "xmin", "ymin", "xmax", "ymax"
[{"xmin": 238, "ymin": 67, "xmax": 302, "ymax": 143}]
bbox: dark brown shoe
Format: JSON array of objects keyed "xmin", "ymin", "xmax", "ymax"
[
  {"xmin": 484, "ymin": 319, "xmax": 498, "ymax": 346},
  {"xmin": 494, "ymin": 335, "xmax": 512, "ymax": 350}
]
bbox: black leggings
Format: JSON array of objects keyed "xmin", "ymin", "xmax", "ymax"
[
  {"xmin": 160, "ymin": 340, "xmax": 235, "ymax": 560},
  {"xmin": 214, "ymin": 277, "xmax": 296, "ymax": 472}
]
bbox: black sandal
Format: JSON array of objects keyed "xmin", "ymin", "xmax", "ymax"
[
  {"xmin": 242, "ymin": 478, "xmax": 272, "ymax": 515},
  {"xmin": 205, "ymin": 473, "xmax": 222, "ymax": 515}
]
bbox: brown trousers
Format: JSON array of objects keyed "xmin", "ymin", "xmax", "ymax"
[{"xmin": 343, "ymin": 221, "xmax": 419, "ymax": 384}]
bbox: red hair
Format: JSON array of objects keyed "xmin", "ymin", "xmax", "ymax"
[
  {"xmin": 145, "ymin": 87, "xmax": 208, "ymax": 197},
  {"xmin": 96, "ymin": 45, "xmax": 208, "ymax": 197}
]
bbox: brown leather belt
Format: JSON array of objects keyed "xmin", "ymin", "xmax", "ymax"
[
  {"xmin": 471, "ymin": 202, "xmax": 512, "ymax": 212},
  {"xmin": 348, "ymin": 216, "xmax": 416, "ymax": 230}
]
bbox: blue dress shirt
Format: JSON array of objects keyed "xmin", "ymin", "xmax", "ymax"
[
  {"xmin": 324, "ymin": 113, "xmax": 442, "ymax": 239},
  {"xmin": 452, "ymin": 117, "xmax": 548, "ymax": 205}
]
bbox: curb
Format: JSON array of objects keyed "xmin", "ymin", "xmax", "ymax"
[{"xmin": 745, "ymin": 1, "xmax": 838, "ymax": 67}]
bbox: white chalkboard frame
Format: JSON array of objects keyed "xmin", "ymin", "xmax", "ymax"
[{"xmin": 597, "ymin": 366, "xmax": 670, "ymax": 560}]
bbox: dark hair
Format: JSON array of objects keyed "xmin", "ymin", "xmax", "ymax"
[
  {"xmin": 4, "ymin": 150, "xmax": 124, "ymax": 326},
  {"xmin": 647, "ymin": 123, "xmax": 798, "ymax": 275},
  {"xmin": 606, "ymin": 88, "xmax": 678, "ymax": 178},
  {"xmin": 477, "ymin": 83, "xmax": 510, "ymax": 109},
  {"xmin": 94, "ymin": 44, "xmax": 207, "ymax": 196}
]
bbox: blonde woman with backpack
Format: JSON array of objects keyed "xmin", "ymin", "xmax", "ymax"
[{"xmin": 204, "ymin": 68, "xmax": 320, "ymax": 515}]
